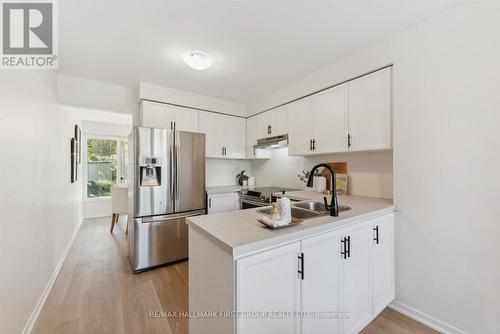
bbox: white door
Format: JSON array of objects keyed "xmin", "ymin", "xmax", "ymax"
[
  {"xmin": 348, "ymin": 67, "xmax": 392, "ymax": 151},
  {"xmin": 288, "ymin": 97, "xmax": 314, "ymax": 155},
  {"xmin": 237, "ymin": 242, "xmax": 301, "ymax": 334},
  {"xmin": 272, "ymin": 105, "xmax": 290, "ymax": 136},
  {"xmin": 140, "ymin": 101, "xmax": 173, "ymax": 129},
  {"xmin": 223, "ymin": 115, "xmax": 246, "ymax": 159},
  {"xmin": 171, "ymin": 105, "xmax": 199, "ymax": 133},
  {"xmin": 207, "ymin": 193, "xmax": 237, "ymax": 214},
  {"xmin": 198, "ymin": 111, "xmax": 223, "ymax": 158},
  {"xmin": 341, "ymin": 224, "xmax": 372, "ymax": 334},
  {"xmin": 301, "ymin": 230, "xmax": 342, "ymax": 334},
  {"xmin": 256, "ymin": 111, "xmax": 273, "ymax": 139},
  {"xmin": 371, "ymin": 214, "xmax": 395, "ymax": 316},
  {"xmin": 313, "ymin": 84, "xmax": 349, "ymax": 154}
]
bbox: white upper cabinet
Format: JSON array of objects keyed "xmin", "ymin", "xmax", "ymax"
[
  {"xmin": 271, "ymin": 105, "xmax": 289, "ymax": 136},
  {"xmin": 223, "ymin": 116, "xmax": 246, "ymax": 159},
  {"xmin": 255, "ymin": 106, "xmax": 289, "ymax": 139},
  {"xmin": 256, "ymin": 111, "xmax": 273, "ymax": 139},
  {"xmin": 348, "ymin": 67, "xmax": 392, "ymax": 151},
  {"xmin": 140, "ymin": 100, "xmax": 173, "ymax": 129},
  {"xmin": 286, "ymin": 67, "xmax": 392, "ymax": 156},
  {"xmin": 140, "ymin": 101, "xmax": 199, "ymax": 132},
  {"xmin": 288, "ymin": 97, "xmax": 314, "ymax": 155},
  {"xmin": 198, "ymin": 112, "xmax": 224, "ymax": 158},
  {"xmin": 170, "ymin": 105, "xmax": 199, "ymax": 132},
  {"xmin": 246, "ymin": 116, "xmax": 271, "ymax": 159},
  {"xmin": 198, "ymin": 111, "xmax": 246, "ymax": 159},
  {"xmin": 313, "ymin": 83, "xmax": 349, "ymax": 154}
]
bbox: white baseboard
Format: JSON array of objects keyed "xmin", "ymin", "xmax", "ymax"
[
  {"xmin": 389, "ymin": 300, "xmax": 468, "ymax": 334},
  {"xmin": 22, "ymin": 219, "xmax": 83, "ymax": 334}
]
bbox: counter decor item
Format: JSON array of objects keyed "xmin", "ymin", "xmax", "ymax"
[
  {"xmin": 236, "ymin": 170, "xmax": 249, "ymax": 186},
  {"xmin": 247, "ymin": 176, "xmax": 255, "ymax": 186},
  {"xmin": 320, "ymin": 162, "xmax": 348, "ymax": 195},
  {"xmin": 313, "ymin": 175, "xmax": 327, "ymax": 192},
  {"xmin": 70, "ymin": 137, "xmax": 77, "ymax": 183},
  {"xmin": 298, "ymin": 169, "xmax": 321, "ymax": 189},
  {"xmin": 257, "ymin": 192, "xmax": 300, "ymax": 229}
]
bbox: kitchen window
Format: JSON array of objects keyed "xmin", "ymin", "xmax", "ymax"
[{"xmin": 86, "ymin": 137, "xmax": 128, "ymax": 199}]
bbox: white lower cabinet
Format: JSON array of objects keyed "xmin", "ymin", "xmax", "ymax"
[
  {"xmin": 371, "ymin": 214, "xmax": 395, "ymax": 316},
  {"xmin": 207, "ymin": 193, "xmax": 239, "ymax": 214},
  {"xmin": 301, "ymin": 230, "xmax": 342, "ymax": 334},
  {"xmin": 340, "ymin": 224, "xmax": 372, "ymax": 334},
  {"xmin": 236, "ymin": 242, "xmax": 301, "ymax": 334},
  {"xmin": 235, "ymin": 213, "xmax": 394, "ymax": 334}
]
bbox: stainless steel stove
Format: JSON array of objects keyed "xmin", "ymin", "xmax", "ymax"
[{"xmin": 239, "ymin": 186, "xmax": 298, "ymax": 209}]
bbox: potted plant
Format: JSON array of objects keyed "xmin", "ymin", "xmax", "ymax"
[
  {"xmin": 297, "ymin": 169, "xmax": 326, "ymax": 192},
  {"xmin": 236, "ymin": 170, "xmax": 249, "ymax": 186}
]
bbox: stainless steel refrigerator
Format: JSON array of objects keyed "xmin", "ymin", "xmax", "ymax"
[{"xmin": 127, "ymin": 127, "xmax": 206, "ymax": 273}]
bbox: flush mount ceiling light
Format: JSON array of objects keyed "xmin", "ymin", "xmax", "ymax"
[{"xmin": 182, "ymin": 50, "xmax": 213, "ymax": 70}]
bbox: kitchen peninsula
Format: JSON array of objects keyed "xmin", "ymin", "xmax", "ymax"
[{"xmin": 187, "ymin": 191, "xmax": 395, "ymax": 334}]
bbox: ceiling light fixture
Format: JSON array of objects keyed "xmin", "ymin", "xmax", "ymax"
[{"xmin": 182, "ymin": 50, "xmax": 213, "ymax": 70}]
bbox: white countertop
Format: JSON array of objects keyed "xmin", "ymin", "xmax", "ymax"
[{"xmin": 187, "ymin": 190, "xmax": 395, "ymax": 258}]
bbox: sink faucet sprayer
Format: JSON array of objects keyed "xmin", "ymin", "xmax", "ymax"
[{"xmin": 306, "ymin": 163, "xmax": 339, "ymax": 217}]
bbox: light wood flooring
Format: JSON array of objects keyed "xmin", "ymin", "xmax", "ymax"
[{"xmin": 33, "ymin": 217, "xmax": 439, "ymax": 334}]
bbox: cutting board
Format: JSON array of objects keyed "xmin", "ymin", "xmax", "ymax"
[{"xmin": 320, "ymin": 162, "xmax": 347, "ymax": 191}]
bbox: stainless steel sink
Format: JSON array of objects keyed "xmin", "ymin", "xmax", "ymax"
[
  {"xmin": 257, "ymin": 201, "xmax": 351, "ymax": 220},
  {"xmin": 293, "ymin": 201, "xmax": 351, "ymax": 213},
  {"xmin": 257, "ymin": 207, "xmax": 322, "ymax": 220}
]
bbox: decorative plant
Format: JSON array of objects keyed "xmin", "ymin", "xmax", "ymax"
[
  {"xmin": 297, "ymin": 169, "xmax": 322, "ymax": 184},
  {"xmin": 237, "ymin": 170, "xmax": 249, "ymax": 186}
]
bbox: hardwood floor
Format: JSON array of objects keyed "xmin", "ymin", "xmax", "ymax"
[{"xmin": 33, "ymin": 217, "xmax": 438, "ymax": 334}]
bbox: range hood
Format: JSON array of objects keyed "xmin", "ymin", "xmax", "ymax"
[{"xmin": 253, "ymin": 134, "xmax": 288, "ymax": 150}]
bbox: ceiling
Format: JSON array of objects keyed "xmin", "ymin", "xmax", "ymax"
[{"xmin": 58, "ymin": 1, "xmax": 457, "ymax": 103}]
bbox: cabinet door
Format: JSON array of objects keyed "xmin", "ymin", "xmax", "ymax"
[
  {"xmin": 348, "ymin": 67, "xmax": 392, "ymax": 151},
  {"xmin": 246, "ymin": 116, "xmax": 271, "ymax": 159},
  {"xmin": 288, "ymin": 97, "xmax": 314, "ymax": 155},
  {"xmin": 371, "ymin": 214, "xmax": 395, "ymax": 316},
  {"xmin": 223, "ymin": 115, "xmax": 246, "ymax": 159},
  {"xmin": 301, "ymin": 230, "xmax": 341, "ymax": 334},
  {"xmin": 271, "ymin": 105, "xmax": 289, "ymax": 136},
  {"xmin": 246, "ymin": 116, "xmax": 257, "ymax": 158},
  {"xmin": 171, "ymin": 105, "xmax": 198, "ymax": 133},
  {"xmin": 237, "ymin": 243, "xmax": 301, "ymax": 334},
  {"xmin": 141, "ymin": 101, "xmax": 173, "ymax": 129},
  {"xmin": 256, "ymin": 111, "xmax": 273, "ymax": 139},
  {"xmin": 198, "ymin": 111, "xmax": 223, "ymax": 158},
  {"xmin": 207, "ymin": 193, "xmax": 237, "ymax": 214},
  {"xmin": 313, "ymin": 84, "xmax": 348, "ymax": 154},
  {"xmin": 341, "ymin": 224, "xmax": 372, "ymax": 334}
]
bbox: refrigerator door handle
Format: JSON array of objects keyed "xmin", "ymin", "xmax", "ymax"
[
  {"xmin": 169, "ymin": 144, "xmax": 174, "ymax": 200},
  {"xmin": 174, "ymin": 132, "xmax": 180, "ymax": 200}
]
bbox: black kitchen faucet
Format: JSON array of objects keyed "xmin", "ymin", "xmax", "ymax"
[{"xmin": 306, "ymin": 163, "xmax": 339, "ymax": 217}]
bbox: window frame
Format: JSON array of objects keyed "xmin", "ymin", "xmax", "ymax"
[{"xmin": 83, "ymin": 134, "xmax": 128, "ymax": 201}]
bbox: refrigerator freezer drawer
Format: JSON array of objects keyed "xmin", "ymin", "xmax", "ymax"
[{"xmin": 131, "ymin": 210, "xmax": 204, "ymax": 272}]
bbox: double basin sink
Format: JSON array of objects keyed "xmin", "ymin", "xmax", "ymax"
[{"xmin": 257, "ymin": 200, "xmax": 351, "ymax": 220}]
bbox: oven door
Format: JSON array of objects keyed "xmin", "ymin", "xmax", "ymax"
[{"xmin": 240, "ymin": 198, "xmax": 269, "ymax": 209}]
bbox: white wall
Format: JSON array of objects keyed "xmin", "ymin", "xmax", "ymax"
[
  {"xmin": 0, "ymin": 71, "xmax": 83, "ymax": 334},
  {"xmin": 252, "ymin": 148, "xmax": 393, "ymax": 198},
  {"xmin": 58, "ymin": 74, "xmax": 138, "ymax": 115},
  {"xmin": 206, "ymin": 159, "xmax": 251, "ymax": 187},
  {"xmin": 248, "ymin": 3, "xmax": 500, "ymax": 333},
  {"xmin": 140, "ymin": 81, "xmax": 247, "ymax": 117}
]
